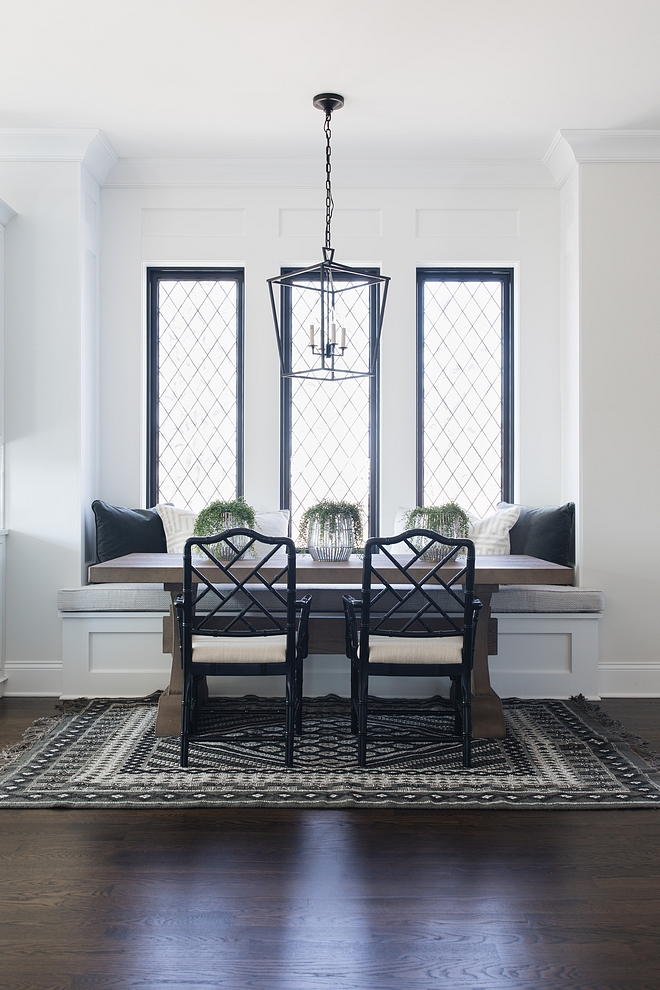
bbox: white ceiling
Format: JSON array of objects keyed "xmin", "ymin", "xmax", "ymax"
[{"xmin": 2, "ymin": 0, "xmax": 660, "ymax": 162}]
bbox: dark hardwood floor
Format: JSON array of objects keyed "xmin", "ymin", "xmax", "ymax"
[{"xmin": 1, "ymin": 696, "xmax": 659, "ymax": 990}]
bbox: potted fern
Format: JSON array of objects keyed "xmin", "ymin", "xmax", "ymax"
[
  {"xmin": 298, "ymin": 500, "xmax": 363, "ymax": 561},
  {"xmin": 193, "ymin": 497, "xmax": 256, "ymax": 558},
  {"xmin": 405, "ymin": 503, "xmax": 470, "ymax": 560}
]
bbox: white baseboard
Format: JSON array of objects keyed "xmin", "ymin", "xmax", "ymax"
[
  {"xmin": 598, "ymin": 663, "xmax": 660, "ymax": 697},
  {"xmin": 3, "ymin": 662, "xmax": 63, "ymax": 696}
]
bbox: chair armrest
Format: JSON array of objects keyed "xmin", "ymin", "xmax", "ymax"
[
  {"xmin": 295, "ymin": 594, "xmax": 313, "ymax": 660},
  {"xmin": 342, "ymin": 594, "xmax": 360, "ymax": 660}
]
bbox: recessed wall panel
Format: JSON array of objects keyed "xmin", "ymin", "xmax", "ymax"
[
  {"xmin": 142, "ymin": 209, "xmax": 245, "ymax": 237},
  {"xmin": 280, "ymin": 209, "xmax": 381, "ymax": 237},
  {"xmin": 416, "ymin": 208, "xmax": 519, "ymax": 238},
  {"xmin": 89, "ymin": 631, "xmax": 167, "ymax": 673}
]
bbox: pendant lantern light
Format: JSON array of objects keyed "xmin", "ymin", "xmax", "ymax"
[{"xmin": 268, "ymin": 94, "xmax": 390, "ymax": 381}]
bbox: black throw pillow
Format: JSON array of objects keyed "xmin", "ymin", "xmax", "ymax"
[
  {"xmin": 92, "ymin": 501, "xmax": 167, "ymax": 562},
  {"xmin": 503, "ymin": 502, "xmax": 575, "ymax": 567}
]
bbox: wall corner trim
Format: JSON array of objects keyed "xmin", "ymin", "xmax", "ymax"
[
  {"xmin": 82, "ymin": 132, "xmax": 117, "ymax": 185},
  {"xmin": 543, "ymin": 132, "xmax": 577, "ymax": 187},
  {"xmin": 0, "ymin": 128, "xmax": 117, "ymax": 183},
  {"xmin": 0, "ymin": 198, "xmax": 16, "ymax": 227}
]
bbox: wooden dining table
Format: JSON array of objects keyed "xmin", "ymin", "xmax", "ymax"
[{"xmin": 89, "ymin": 552, "xmax": 574, "ymax": 740}]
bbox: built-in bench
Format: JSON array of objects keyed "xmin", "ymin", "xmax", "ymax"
[{"xmin": 59, "ymin": 583, "xmax": 603, "ymax": 700}]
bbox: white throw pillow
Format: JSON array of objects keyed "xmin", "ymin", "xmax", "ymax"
[
  {"xmin": 468, "ymin": 505, "xmax": 521, "ymax": 555},
  {"xmin": 156, "ymin": 504, "xmax": 198, "ymax": 554},
  {"xmin": 156, "ymin": 505, "xmax": 291, "ymax": 555},
  {"xmin": 254, "ymin": 509, "xmax": 290, "ymax": 538},
  {"xmin": 254, "ymin": 509, "xmax": 290, "ymax": 554}
]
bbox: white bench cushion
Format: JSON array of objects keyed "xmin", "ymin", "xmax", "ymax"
[
  {"xmin": 58, "ymin": 584, "xmax": 172, "ymax": 612},
  {"xmin": 58, "ymin": 583, "xmax": 604, "ymax": 615},
  {"xmin": 492, "ymin": 585, "xmax": 604, "ymax": 612}
]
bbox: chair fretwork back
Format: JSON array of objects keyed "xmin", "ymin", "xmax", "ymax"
[
  {"xmin": 361, "ymin": 530, "xmax": 476, "ymax": 640},
  {"xmin": 183, "ymin": 529, "xmax": 297, "ymax": 640}
]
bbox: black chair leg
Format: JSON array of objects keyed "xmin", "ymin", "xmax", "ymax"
[
  {"xmin": 451, "ymin": 677, "xmax": 462, "ymax": 735},
  {"xmin": 180, "ymin": 674, "xmax": 192, "ymax": 768},
  {"xmin": 294, "ymin": 659, "xmax": 303, "ymax": 736},
  {"xmin": 285, "ymin": 666, "xmax": 295, "ymax": 768},
  {"xmin": 461, "ymin": 673, "xmax": 472, "ymax": 768},
  {"xmin": 350, "ymin": 660, "xmax": 358, "ymax": 734},
  {"xmin": 357, "ymin": 668, "xmax": 368, "ymax": 767}
]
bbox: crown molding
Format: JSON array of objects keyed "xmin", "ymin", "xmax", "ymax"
[
  {"xmin": 104, "ymin": 157, "xmax": 555, "ymax": 189},
  {"xmin": 544, "ymin": 129, "xmax": 660, "ymax": 186},
  {"xmin": 0, "ymin": 129, "xmax": 117, "ymax": 184},
  {"xmin": 0, "ymin": 198, "xmax": 16, "ymax": 227}
]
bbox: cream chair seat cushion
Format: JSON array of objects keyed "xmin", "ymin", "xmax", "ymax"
[
  {"xmin": 364, "ymin": 635, "xmax": 464, "ymax": 665},
  {"xmin": 191, "ymin": 633, "xmax": 287, "ymax": 664}
]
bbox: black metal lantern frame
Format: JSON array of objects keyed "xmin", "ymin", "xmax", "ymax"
[{"xmin": 268, "ymin": 94, "xmax": 390, "ymax": 382}]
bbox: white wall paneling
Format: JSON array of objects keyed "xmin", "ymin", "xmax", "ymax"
[
  {"xmin": 100, "ymin": 178, "xmax": 562, "ymax": 523},
  {"xmin": 56, "ymin": 609, "xmax": 600, "ymax": 701},
  {"xmin": 0, "ymin": 199, "xmax": 14, "ymax": 696},
  {"xmin": 0, "ymin": 132, "xmax": 114, "ymax": 696},
  {"xmin": 61, "ymin": 613, "xmax": 170, "ymax": 699},
  {"xmin": 578, "ymin": 161, "xmax": 660, "ymax": 669},
  {"xmin": 6, "ymin": 130, "xmax": 660, "ymax": 695}
]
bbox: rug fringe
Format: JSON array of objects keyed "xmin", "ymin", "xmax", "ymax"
[
  {"xmin": 571, "ymin": 694, "xmax": 660, "ymax": 770},
  {"xmin": 56, "ymin": 690, "xmax": 163, "ymax": 715},
  {"xmin": 0, "ymin": 692, "xmax": 164, "ymax": 770},
  {"xmin": 0, "ymin": 716, "xmax": 64, "ymax": 772}
]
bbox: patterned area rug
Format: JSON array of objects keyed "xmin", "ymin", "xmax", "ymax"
[{"xmin": 1, "ymin": 695, "xmax": 660, "ymax": 809}]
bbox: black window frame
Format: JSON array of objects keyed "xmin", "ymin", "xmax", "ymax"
[
  {"xmin": 279, "ymin": 267, "xmax": 381, "ymax": 539},
  {"xmin": 146, "ymin": 266, "xmax": 245, "ymax": 509},
  {"xmin": 416, "ymin": 267, "xmax": 514, "ymax": 509}
]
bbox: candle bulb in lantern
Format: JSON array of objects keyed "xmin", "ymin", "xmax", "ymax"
[
  {"xmin": 309, "ymin": 324, "xmax": 315, "ymax": 346},
  {"xmin": 331, "ymin": 322, "xmax": 337, "ymax": 344},
  {"xmin": 340, "ymin": 325, "xmax": 346, "ymax": 348}
]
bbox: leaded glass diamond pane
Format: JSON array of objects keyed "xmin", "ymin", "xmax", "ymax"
[
  {"xmin": 157, "ymin": 279, "xmax": 238, "ymax": 512},
  {"xmin": 289, "ymin": 281, "xmax": 372, "ymax": 541},
  {"xmin": 423, "ymin": 280, "xmax": 503, "ymax": 518}
]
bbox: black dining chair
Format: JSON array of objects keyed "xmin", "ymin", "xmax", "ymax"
[
  {"xmin": 343, "ymin": 529, "xmax": 482, "ymax": 767},
  {"xmin": 175, "ymin": 529, "xmax": 312, "ymax": 768}
]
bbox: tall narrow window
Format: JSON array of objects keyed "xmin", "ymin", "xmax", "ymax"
[
  {"xmin": 280, "ymin": 270, "xmax": 380, "ymax": 542},
  {"xmin": 417, "ymin": 268, "xmax": 513, "ymax": 517},
  {"xmin": 147, "ymin": 268, "xmax": 244, "ymax": 511}
]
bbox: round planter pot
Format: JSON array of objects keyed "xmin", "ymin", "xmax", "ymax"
[{"xmin": 307, "ymin": 513, "xmax": 354, "ymax": 562}]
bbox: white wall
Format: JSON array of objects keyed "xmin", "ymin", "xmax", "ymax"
[
  {"xmin": 0, "ymin": 198, "xmax": 16, "ymax": 696},
  {"xmin": 6, "ymin": 136, "xmax": 660, "ymax": 697},
  {"xmin": 0, "ymin": 152, "xmax": 570, "ymax": 697},
  {"xmin": 0, "ymin": 161, "xmax": 84, "ymax": 692},
  {"xmin": 100, "ymin": 172, "xmax": 562, "ymax": 531},
  {"xmin": 578, "ymin": 162, "xmax": 660, "ymax": 693},
  {"xmin": 0, "ymin": 129, "xmax": 112, "ymax": 695}
]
